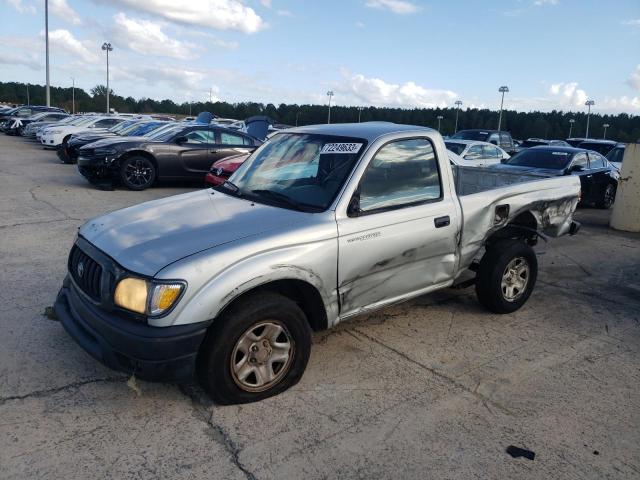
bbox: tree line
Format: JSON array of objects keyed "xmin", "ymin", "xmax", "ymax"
[{"xmin": 1, "ymin": 81, "xmax": 637, "ymax": 142}]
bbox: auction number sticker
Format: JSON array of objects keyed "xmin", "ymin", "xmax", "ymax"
[{"xmin": 321, "ymin": 143, "xmax": 363, "ymax": 154}]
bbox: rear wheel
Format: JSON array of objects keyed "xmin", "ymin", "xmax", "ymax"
[
  {"xmin": 475, "ymin": 240, "xmax": 538, "ymax": 314},
  {"xmin": 197, "ymin": 292, "xmax": 312, "ymax": 404},
  {"xmin": 119, "ymin": 155, "xmax": 156, "ymax": 190},
  {"xmin": 596, "ymin": 183, "xmax": 616, "ymax": 209}
]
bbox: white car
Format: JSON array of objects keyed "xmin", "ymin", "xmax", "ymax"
[
  {"xmin": 444, "ymin": 139, "xmax": 510, "ymax": 167},
  {"xmin": 40, "ymin": 116, "xmax": 126, "ymax": 147}
]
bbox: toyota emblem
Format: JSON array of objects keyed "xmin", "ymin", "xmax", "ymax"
[{"xmin": 77, "ymin": 261, "xmax": 85, "ymax": 278}]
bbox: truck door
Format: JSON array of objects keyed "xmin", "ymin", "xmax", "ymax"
[{"xmin": 337, "ymin": 138, "xmax": 460, "ymax": 316}]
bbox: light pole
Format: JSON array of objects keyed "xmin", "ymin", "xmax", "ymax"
[
  {"xmin": 295, "ymin": 111, "xmax": 300, "ymax": 126},
  {"xmin": 497, "ymin": 86, "xmax": 509, "ymax": 131},
  {"xmin": 70, "ymin": 77, "xmax": 75, "ymax": 114},
  {"xmin": 326, "ymin": 91, "xmax": 334, "ymax": 124},
  {"xmin": 101, "ymin": 42, "xmax": 113, "ymax": 114},
  {"xmin": 568, "ymin": 118, "xmax": 575, "ymax": 138},
  {"xmin": 45, "ymin": 0, "xmax": 50, "ymax": 106},
  {"xmin": 454, "ymin": 100, "xmax": 462, "ymax": 133},
  {"xmin": 436, "ymin": 115, "xmax": 443, "ymax": 132},
  {"xmin": 585, "ymin": 99, "xmax": 595, "ymax": 138},
  {"xmin": 357, "ymin": 106, "xmax": 364, "ymax": 123},
  {"xmin": 603, "ymin": 123, "xmax": 610, "ymax": 140},
  {"xmin": 26, "ymin": 83, "xmax": 30, "ymax": 105}
]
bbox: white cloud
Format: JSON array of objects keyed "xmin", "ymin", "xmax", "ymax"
[
  {"xmin": 113, "ymin": 13, "xmax": 197, "ymax": 60},
  {"xmin": 0, "ymin": 51, "xmax": 40, "ymax": 70},
  {"xmin": 45, "ymin": 29, "xmax": 99, "ymax": 63},
  {"xmin": 622, "ymin": 19, "xmax": 640, "ymax": 27},
  {"xmin": 337, "ymin": 72, "xmax": 457, "ymax": 108},
  {"xmin": 355, "ymin": 20, "xmax": 365, "ymax": 28},
  {"xmin": 277, "ymin": 9, "xmax": 293, "ymax": 17},
  {"xmin": 5, "ymin": 0, "xmax": 36, "ymax": 14},
  {"xmin": 533, "ymin": 0, "xmax": 559, "ymax": 5},
  {"xmin": 364, "ymin": 0, "xmax": 420, "ymax": 15},
  {"xmin": 49, "ymin": 0, "xmax": 81, "ymax": 25},
  {"xmin": 101, "ymin": 0, "xmax": 266, "ymax": 34},
  {"xmin": 628, "ymin": 65, "xmax": 640, "ymax": 91},
  {"xmin": 258, "ymin": 0, "xmax": 271, "ymax": 7},
  {"xmin": 548, "ymin": 82, "xmax": 588, "ymax": 107}
]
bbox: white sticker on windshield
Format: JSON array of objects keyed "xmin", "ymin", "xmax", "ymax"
[
  {"xmin": 552, "ymin": 152, "xmax": 569, "ymax": 155},
  {"xmin": 321, "ymin": 143, "xmax": 363, "ymax": 154}
]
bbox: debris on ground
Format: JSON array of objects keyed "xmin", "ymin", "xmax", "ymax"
[
  {"xmin": 126, "ymin": 375, "xmax": 142, "ymax": 396},
  {"xmin": 43, "ymin": 306, "xmax": 58, "ymax": 321},
  {"xmin": 506, "ymin": 445, "xmax": 536, "ymax": 460}
]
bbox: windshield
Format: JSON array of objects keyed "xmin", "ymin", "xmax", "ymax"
[
  {"xmin": 70, "ymin": 116, "xmax": 97, "ymax": 127},
  {"xmin": 109, "ymin": 120, "xmax": 137, "ymax": 133},
  {"xmin": 444, "ymin": 142, "xmax": 466, "ymax": 155},
  {"xmin": 133, "ymin": 122, "xmax": 166, "ymax": 136},
  {"xmin": 506, "ymin": 150, "xmax": 572, "ymax": 169},
  {"xmin": 148, "ymin": 125, "xmax": 181, "ymax": 140},
  {"xmin": 224, "ymin": 133, "xmax": 367, "ymax": 211},
  {"xmin": 450, "ymin": 130, "xmax": 490, "ymax": 141},
  {"xmin": 606, "ymin": 147, "xmax": 624, "ymax": 164}
]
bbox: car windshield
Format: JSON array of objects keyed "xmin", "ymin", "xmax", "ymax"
[
  {"xmin": 506, "ymin": 149, "xmax": 572, "ymax": 169},
  {"xmin": 606, "ymin": 147, "xmax": 624, "ymax": 164},
  {"xmin": 444, "ymin": 142, "xmax": 466, "ymax": 155},
  {"xmin": 148, "ymin": 125, "xmax": 182, "ymax": 141},
  {"xmin": 109, "ymin": 120, "xmax": 137, "ymax": 133},
  {"xmin": 132, "ymin": 122, "xmax": 166, "ymax": 136},
  {"xmin": 225, "ymin": 133, "xmax": 368, "ymax": 211},
  {"xmin": 71, "ymin": 116, "xmax": 97, "ymax": 126},
  {"xmin": 450, "ymin": 130, "xmax": 490, "ymax": 141}
]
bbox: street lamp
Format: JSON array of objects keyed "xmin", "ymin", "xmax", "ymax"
[
  {"xmin": 44, "ymin": 0, "xmax": 50, "ymax": 106},
  {"xmin": 497, "ymin": 86, "xmax": 509, "ymax": 131},
  {"xmin": 436, "ymin": 115, "xmax": 443, "ymax": 132},
  {"xmin": 454, "ymin": 100, "xmax": 462, "ymax": 133},
  {"xmin": 603, "ymin": 123, "xmax": 610, "ymax": 140},
  {"xmin": 101, "ymin": 42, "xmax": 113, "ymax": 114},
  {"xmin": 568, "ymin": 118, "xmax": 575, "ymax": 138},
  {"xmin": 585, "ymin": 99, "xmax": 595, "ymax": 138},
  {"xmin": 295, "ymin": 111, "xmax": 301, "ymax": 126},
  {"xmin": 326, "ymin": 91, "xmax": 334, "ymax": 124},
  {"xmin": 70, "ymin": 77, "xmax": 75, "ymax": 114},
  {"xmin": 357, "ymin": 106, "xmax": 364, "ymax": 123}
]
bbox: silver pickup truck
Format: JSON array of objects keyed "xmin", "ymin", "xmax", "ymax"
[{"xmin": 54, "ymin": 122, "xmax": 581, "ymax": 404}]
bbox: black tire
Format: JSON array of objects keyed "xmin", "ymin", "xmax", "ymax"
[
  {"xmin": 119, "ymin": 155, "xmax": 156, "ymax": 191},
  {"xmin": 596, "ymin": 183, "xmax": 616, "ymax": 209},
  {"xmin": 475, "ymin": 239, "xmax": 538, "ymax": 314},
  {"xmin": 197, "ymin": 292, "xmax": 312, "ymax": 404}
]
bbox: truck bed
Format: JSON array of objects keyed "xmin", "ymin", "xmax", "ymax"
[{"xmin": 452, "ymin": 165, "xmax": 550, "ymax": 196}]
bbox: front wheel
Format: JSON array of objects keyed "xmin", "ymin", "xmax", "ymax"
[
  {"xmin": 197, "ymin": 292, "xmax": 312, "ymax": 404},
  {"xmin": 119, "ymin": 155, "xmax": 156, "ymax": 190},
  {"xmin": 475, "ymin": 240, "xmax": 538, "ymax": 314},
  {"xmin": 596, "ymin": 183, "xmax": 616, "ymax": 209}
]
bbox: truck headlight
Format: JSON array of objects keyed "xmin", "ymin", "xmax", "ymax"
[{"xmin": 114, "ymin": 277, "xmax": 185, "ymax": 316}]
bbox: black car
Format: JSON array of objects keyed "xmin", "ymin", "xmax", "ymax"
[
  {"xmin": 77, "ymin": 124, "xmax": 261, "ymax": 190},
  {"xmin": 449, "ymin": 129, "xmax": 516, "ymax": 154},
  {"xmin": 576, "ymin": 139, "xmax": 618, "ymax": 156},
  {"xmin": 565, "ymin": 138, "xmax": 588, "ymax": 147},
  {"xmin": 500, "ymin": 146, "xmax": 618, "ymax": 208},
  {"xmin": 59, "ymin": 120, "xmax": 170, "ymax": 164},
  {"xmin": 3, "ymin": 111, "xmax": 69, "ymax": 135},
  {"xmin": 0, "ymin": 105, "xmax": 65, "ymax": 123}
]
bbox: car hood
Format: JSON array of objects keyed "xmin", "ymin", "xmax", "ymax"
[
  {"xmin": 79, "ymin": 189, "xmax": 309, "ymax": 276},
  {"xmin": 83, "ymin": 136, "xmax": 156, "ymax": 149},
  {"xmin": 74, "ymin": 132, "xmax": 117, "ymax": 142}
]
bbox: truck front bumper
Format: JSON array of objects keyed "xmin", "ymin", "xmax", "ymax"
[{"xmin": 54, "ymin": 277, "xmax": 211, "ymax": 382}]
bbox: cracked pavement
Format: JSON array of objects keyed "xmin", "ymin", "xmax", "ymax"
[{"xmin": 1, "ymin": 134, "xmax": 640, "ymax": 479}]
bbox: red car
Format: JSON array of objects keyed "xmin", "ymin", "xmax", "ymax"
[{"xmin": 205, "ymin": 153, "xmax": 250, "ymax": 186}]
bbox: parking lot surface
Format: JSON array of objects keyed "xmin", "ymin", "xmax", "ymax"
[{"xmin": 1, "ymin": 133, "xmax": 639, "ymax": 479}]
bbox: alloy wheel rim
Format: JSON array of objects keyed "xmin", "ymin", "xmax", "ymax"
[
  {"xmin": 125, "ymin": 159, "xmax": 152, "ymax": 186},
  {"xmin": 501, "ymin": 256, "xmax": 530, "ymax": 302},
  {"xmin": 230, "ymin": 320, "xmax": 294, "ymax": 392}
]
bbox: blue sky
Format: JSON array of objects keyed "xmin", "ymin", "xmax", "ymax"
[{"xmin": 1, "ymin": 0, "xmax": 639, "ymax": 113}]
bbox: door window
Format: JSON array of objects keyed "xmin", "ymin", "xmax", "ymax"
[
  {"xmin": 500, "ymin": 133, "xmax": 512, "ymax": 148},
  {"xmin": 183, "ymin": 129, "xmax": 215, "ymax": 144},
  {"xmin": 219, "ymin": 131, "xmax": 249, "ymax": 145},
  {"xmin": 571, "ymin": 153, "xmax": 588, "ymax": 170},
  {"xmin": 465, "ymin": 145, "xmax": 483, "ymax": 159},
  {"xmin": 482, "ymin": 145, "xmax": 501, "ymax": 159},
  {"xmin": 358, "ymin": 138, "xmax": 441, "ymax": 213},
  {"xmin": 588, "ymin": 152, "xmax": 606, "ymax": 168},
  {"xmin": 488, "ymin": 133, "xmax": 500, "ymax": 145}
]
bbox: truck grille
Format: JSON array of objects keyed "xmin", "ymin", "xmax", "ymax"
[{"xmin": 68, "ymin": 245, "xmax": 102, "ymax": 301}]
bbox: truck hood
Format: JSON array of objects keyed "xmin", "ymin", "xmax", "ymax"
[{"xmin": 79, "ymin": 189, "xmax": 309, "ymax": 276}]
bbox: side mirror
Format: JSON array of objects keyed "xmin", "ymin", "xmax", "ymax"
[
  {"xmin": 570, "ymin": 164, "xmax": 583, "ymax": 173},
  {"xmin": 175, "ymin": 136, "xmax": 187, "ymax": 144},
  {"xmin": 500, "ymin": 158, "xmax": 508, "ymax": 164},
  {"xmin": 489, "ymin": 140, "xmax": 498, "ymax": 145}
]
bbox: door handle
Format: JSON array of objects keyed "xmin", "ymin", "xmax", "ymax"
[
  {"xmin": 434, "ymin": 216, "xmax": 450, "ymax": 228},
  {"xmin": 586, "ymin": 175, "xmax": 592, "ymax": 178}
]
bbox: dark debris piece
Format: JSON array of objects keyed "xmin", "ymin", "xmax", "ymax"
[
  {"xmin": 506, "ymin": 445, "xmax": 536, "ymax": 461},
  {"xmin": 43, "ymin": 306, "xmax": 58, "ymax": 321}
]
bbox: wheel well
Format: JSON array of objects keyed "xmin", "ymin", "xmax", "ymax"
[
  {"xmin": 220, "ymin": 280, "xmax": 328, "ymax": 332},
  {"xmin": 120, "ymin": 150, "xmax": 158, "ymax": 170},
  {"xmin": 488, "ymin": 211, "xmax": 539, "ymax": 246}
]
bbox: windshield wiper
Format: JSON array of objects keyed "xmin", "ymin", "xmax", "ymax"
[
  {"xmin": 212, "ymin": 180, "xmax": 243, "ymax": 197},
  {"xmin": 250, "ymin": 189, "xmax": 311, "ymax": 211}
]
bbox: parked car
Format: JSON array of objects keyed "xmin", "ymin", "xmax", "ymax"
[
  {"xmin": 444, "ymin": 140, "xmax": 509, "ymax": 166},
  {"xmin": 77, "ymin": 124, "xmax": 261, "ymax": 190},
  {"xmin": 577, "ymin": 139, "xmax": 618, "ymax": 156},
  {"xmin": 449, "ymin": 129, "xmax": 516, "ymax": 154},
  {"xmin": 565, "ymin": 138, "xmax": 588, "ymax": 147},
  {"xmin": 54, "ymin": 123, "xmax": 582, "ymax": 403},
  {"xmin": 500, "ymin": 146, "xmax": 618, "ymax": 208},
  {"xmin": 0, "ymin": 105, "xmax": 65, "ymax": 122},
  {"xmin": 59, "ymin": 120, "xmax": 170, "ymax": 164},
  {"xmin": 606, "ymin": 144, "xmax": 626, "ymax": 171},
  {"xmin": 40, "ymin": 116, "xmax": 126, "ymax": 147},
  {"xmin": 22, "ymin": 114, "xmax": 73, "ymax": 138},
  {"xmin": 36, "ymin": 115, "xmax": 91, "ymax": 142},
  {"xmin": 519, "ymin": 138, "xmax": 571, "ymax": 148},
  {"xmin": 3, "ymin": 111, "xmax": 69, "ymax": 136}
]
